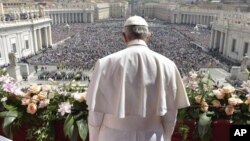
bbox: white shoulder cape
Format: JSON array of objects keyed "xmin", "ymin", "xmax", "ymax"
[{"xmin": 86, "ymin": 46, "xmax": 190, "ymax": 118}]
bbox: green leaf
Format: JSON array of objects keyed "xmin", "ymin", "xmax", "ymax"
[
  {"xmin": 76, "ymin": 119, "xmax": 88, "ymax": 140},
  {"xmin": 3, "ymin": 103, "xmax": 17, "ymax": 111},
  {"xmin": 2, "ymin": 124, "xmax": 12, "ymax": 138},
  {"xmin": 3, "ymin": 111, "xmax": 18, "ymax": 128},
  {"xmin": 0, "ymin": 111, "xmax": 9, "ymax": 117},
  {"xmin": 64, "ymin": 115, "xmax": 74, "ymax": 137}
]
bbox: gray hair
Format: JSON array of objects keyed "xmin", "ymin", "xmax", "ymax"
[{"xmin": 123, "ymin": 25, "xmax": 149, "ymax": 39}]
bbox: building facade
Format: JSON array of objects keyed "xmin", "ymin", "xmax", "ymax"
[
  {"xmin": 210, "ymin": 13, "xmax": 250, "ymax": 61},
  {"xmin": 0, "ymin": 17, "xmax": 52, "ymax": 66},
  {"xmin": 1, "ymin": 1, "xmax": 250, "ymax": 65}
]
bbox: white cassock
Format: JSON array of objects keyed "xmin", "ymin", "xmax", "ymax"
[{"xmin": 86, "ymin": 40, "xmax": 190, "ymax": 141}]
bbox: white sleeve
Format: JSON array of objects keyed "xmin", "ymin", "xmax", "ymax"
[
  {"xmin": 161, "ymin": 108, "xmax": 177, "ymax": 141},
  {"xmin": 88, "ymin": 111, "xmax": 104, "ymax": 141}
]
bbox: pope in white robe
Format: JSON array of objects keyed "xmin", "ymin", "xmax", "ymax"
[{"xmin": 86, "ymin": 16, "xmax": 190, "ymax": 141}]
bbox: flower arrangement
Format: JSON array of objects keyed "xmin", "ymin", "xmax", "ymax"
[
  {"xmin": 178, "ymin": 70, "xmax": 250, "ymax": 141},
  {"xmin": 0, "ymin": 69, "xmax": 88, "ymax": 141}
]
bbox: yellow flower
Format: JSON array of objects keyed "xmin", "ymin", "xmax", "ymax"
[{"xmin": 27, "ymin": 103, "xmax": 37, "ymax": 114}]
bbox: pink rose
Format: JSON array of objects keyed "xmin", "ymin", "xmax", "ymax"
[
  {"xmin": 212, "ymin": 100, "xmax": 221, "ymax": 107},
  {"xmin": 245, "ymin": 97, "xmax": 250, "ymax": 105},
  {"xmin": 221, "ymin": 85, "xmax": 235, "ymax": 94},
  {"xmin": 73, "ymin": 92, "xmax": 86, "ymax": 102},
  {"xmin": 41, "ymin": 85, "xmax": 53, "ymax": 92},
  {"xmin": 21, "ymin": 98, "xmax": 31, "ymax": 106},
  {"xmin": 31, "ymin": 95, "xmax": 39, "ymax": 104},
  {"xmin": 225, "ymin": 105, "xmax": 234, "ymax": 115},
  {"xmin": 37, "ymin": 91, "xmax": 48, "ymax": 100},
  {"xmin": 28, "ymin": 84, "xmax": 41, "ymax": 94},
  {"xmin": 228, "ymin": 97, "xmax": 243, "ymax": 105},
  {"xmin": 195, "ymin": 95, "xmax": 204, "ymax": 104},
  {"xmin": 27, "ymin": 103, "xmax": 37, "ymax": 114},
  {"xmin": 213, "ymin": 89, "xmax": 225, "ymax": 99},
  {"xmin": 228, "ymin": 97, "xmax": 238, "ymax": 106},
  {"xmin": 201, "ymin": 101, "xmax": 209, "ymax": 112}
]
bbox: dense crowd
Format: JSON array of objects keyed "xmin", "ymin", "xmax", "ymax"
[{"xmin": 27, "ymin": 19, "xmax": 237, "ymax": 76}]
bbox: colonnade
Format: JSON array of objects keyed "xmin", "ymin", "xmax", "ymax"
[
  {"xmin": 210, "ymin": 29, "xmax": 228, "ymax": 56},
  {"xmin": 33, "ymin": 25, "xmax": 52, "ymax": 52},
  {"xmin": 47, "ymin": 9, "xmax": 94, "ymax": 24},
  {"xmin": 172, "ymin": 13, "xmax": 215, "ymax": 26}
]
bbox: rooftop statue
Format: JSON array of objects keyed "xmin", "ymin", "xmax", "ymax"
[{"xmin": 241, "ymin": 56, "xmax": 250, "ymax": 71}]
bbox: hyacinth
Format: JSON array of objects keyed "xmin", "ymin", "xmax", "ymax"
[{"xmin": 58, "ymin": 102, "xmax": 73, "ymax": 116}]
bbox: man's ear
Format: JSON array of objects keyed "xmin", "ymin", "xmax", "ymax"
[
  {"xmin": 145, "ymin": 32, "xmax": 152, "ymax": 43},
  {"xmin": 122, "ymin": 32, "xmax": 128, "ymax": 43}
]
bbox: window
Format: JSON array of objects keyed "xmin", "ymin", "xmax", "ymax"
[
  {"xmin": 243, "ymin": 42, "xmax": 249, "ymax": 56},
  {"xmin": 25, "ymin": 40, "xmax": 29, "ymax": 49},
  {"xmin": 12, "ymin": 43, "xmax": 17, "ymax": 53},
  {"xmin": 231, "ymin": 39, "xmax": 236, "ymax": 52}
]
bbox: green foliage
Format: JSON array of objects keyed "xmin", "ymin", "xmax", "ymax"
[
  {"xmin": 179, "ymin": 70, "xmax": 250, "ymax": 140},
  {"xmin": 0, "ymin": 72, "xmax": 88, "ymax": 141}
]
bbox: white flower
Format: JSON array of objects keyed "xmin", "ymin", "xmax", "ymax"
[
  {"xmin": 1, "ymin": 97, "xmax": 7, "ymax": 102},
  {"xmin": 72, "ymin": 92, "xmax": 86, "ymax": 102},
  {"xmin": 189, "ymin": 71, "xmax": 198, "ymax": 79},
  {"xmin": 58, "ymin": 102, "xmax": 72, "ymax": 116}
]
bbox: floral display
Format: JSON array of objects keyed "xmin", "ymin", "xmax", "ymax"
[
  {"xmin": 0, "ymin": 69, "xmax": 88, "ymax": 141},
  {"xmin": 178, "ymin": 70, "xmax": 250, "ymax": 141},
  {"xmin": 1, "ymin": 67, "xmax": 250, "ymax": 141}
]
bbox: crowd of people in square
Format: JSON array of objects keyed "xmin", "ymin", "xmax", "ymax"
[{"xmin": 27, "ymin": 18, "xmax": 238, "ymax": 78}]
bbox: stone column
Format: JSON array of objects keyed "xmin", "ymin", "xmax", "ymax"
[
  {"xmin": 32, "ymin": 29, "xmax": 38, "ymax": 53},
  {"xmin": 59, "ymin": 13, "xmax": 62, "ymax": 24},
  {"xmin": 210, "ymin": 29, "xmax": 215, "ymax": 49},
  {"xmin": 79, "ymin": 13, "xmax": 82, "ymax": 23},
  {"xmin": 44, "ymin": 27, "xmax": 48, "ymax": 48},
  {"xmin": 223, "ymin": 33, "xmax": 229, "ymax": 56},
  {"xmin": 53, "ymin": 14, "xmax": 56, "ymax": 24},
  {"xmin": 61, "ymin": 13, "xmax": 64, "ymax": 23},
  {"xmin": 83, "ymin": 13, "xmax": 87, "ymax": 23},
  {"xmin": 47, "ymin": 26, "xmax": 52, "ymax": 47},
  {"xmin": 1, "ymin": 35, "xmax": 9, "ymax": 63},
  {"xmin": 213, "ymin": 30, "xmax": 218, "ymax": 49},
  {"xmin": 16, "ymin": 33, "xmax": 22, "ymax": 57},
  {"xmin": 219, "ymin": 32, "xmax": 224, "ymax": 53},
  {"xmin": 73, "ymin": 13, "xmax": 75, "ymax": 23},
  {"xmin": 238, "ymin": 37, "xmax": 244, "ymax": 60},
  {"xmin": 37, "ymin": 29, "xmax": 42, "ymax": 50}
]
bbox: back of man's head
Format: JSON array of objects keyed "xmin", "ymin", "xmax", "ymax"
[{"xmin": 123, "ymin": 16, "xmax": 149, "ymax": 40}]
